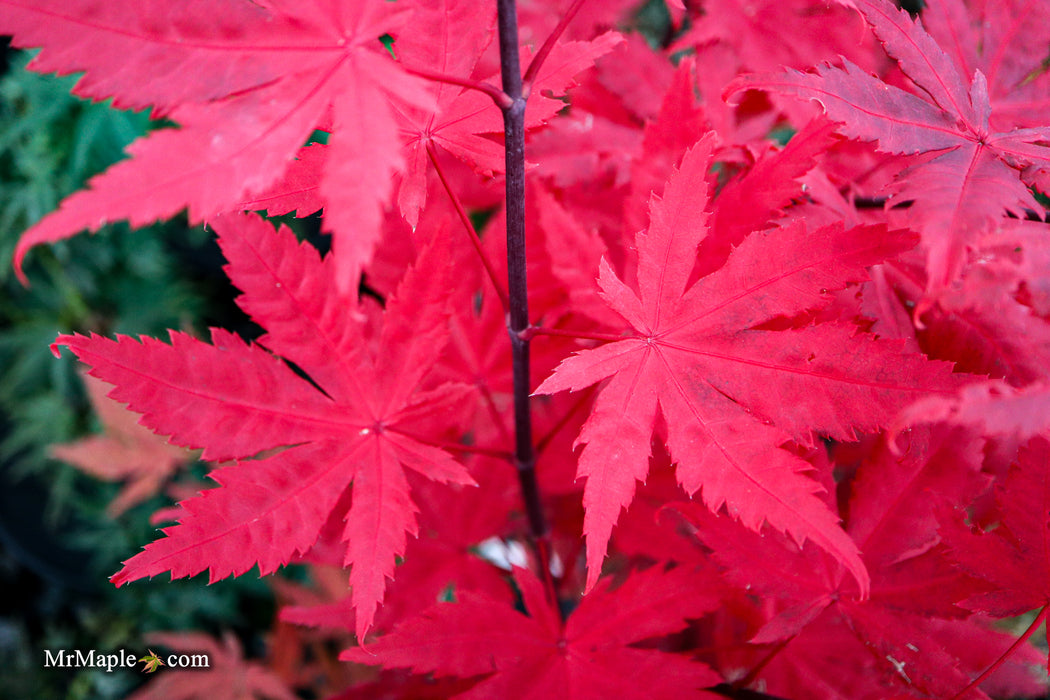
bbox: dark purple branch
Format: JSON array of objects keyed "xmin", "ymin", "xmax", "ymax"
[{"xmin": 497, "ymin": 0, "xmax": 549, "ymax": 550}]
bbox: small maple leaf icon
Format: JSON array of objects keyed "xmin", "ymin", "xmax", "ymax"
[{"xmin": 139, "ymin": 650, "xmax": 165, "ymax": 673}]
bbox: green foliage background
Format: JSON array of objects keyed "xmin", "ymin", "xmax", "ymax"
[{"xmin": 0, "ymin": 46, "xmax": 277, "ymax": 700}]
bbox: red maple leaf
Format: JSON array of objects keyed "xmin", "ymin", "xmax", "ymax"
[
  {"xmin": 942, "ymin": 436, "xmax": 1050, "ymax": 621},
  {"xmin": 874, "ymin": 257, "xmax": 1050, "ymax": 386},
  {"xmin": 667, "ymin": 427, "xmax": 1006, "ymax": 697},
  {"xmin": 237, "ymin": 6, "xmax": 621, "ymax": 232},
  {"xmin": 921, "ymin": 0, "xmax": 1050, "ymax": 132},
  {"xmin": 977, "ymin": 219, "xmax": 1050, "ymax": 318},
  {"xmin": 756, "ymin": 609, "xmax": 1045, "ymax": 699},
  {"xmin": 280, "ymin": 471, "xmax": 517, "ymax": 635},
  {"xmin": 52, "ymin": 213, "xmax": 475, "ymax": 638},
  {"xmin": 671, "ymin": 0, "xmax": 883, "ymax": 76},
  {"xmin": 698, "ymin": 114, "xmax": 843, "ymax": 278},
  {"xmin": 730, "ymin": 0, "xmax": 1050, "ymax": 300},
  {"xmin": 342, "ymin": 564, "xmax": 724, "ymax": 699},
  {"xmin": 5, "ymin": 0, "xmax": 434, "ymax": 287},
  {"xmin": 930, "ymin": 436, "xmax": 1050, "ymax": 689},
  {"xmin": 621, "ymin": 56, "xmax": 709, "ymax": 239},
  {"xmin": 894, "ymin": 379, "xmax": 1050, "ymax": 444},
  {"xmin": 535, "ymin": 136, "xmax": 964, "ymax": 594}
]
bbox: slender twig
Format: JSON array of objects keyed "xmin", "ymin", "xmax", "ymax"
[
  {"xmin": 388, "ymin": 426, "xmax": 514, "ymax": 461},
  {"xmin": 446, "ymin": 315, "xmax": 516, "ymax": 448},
  {"xmin": 524, "ymin": 325, "xmax": 626, "ymax": 343},
  {"xmin": 477, "ymin": 381, "xmax": 515, "ymax": 448},
  {"xmin": 427, "ymin": 143, "xmax": 510, "ymax": 311},
  {"xmin": 522, "ymin": 0, "xmax": 589, "ymax": 91},
  {"xmin": 535, "ymin": 384, "xmax": 596, "ymax": 455},
  {"xmin": 497, "ymin": 0, "xmax": 557, "ymax": 611},
  {"xmin": 422, "ymin": 440, "xmax": 515, "ymax": 462},
  {"xmin": 402, "ymin": 64, "xmax": 512, "ymax": 108},
  {"xmin": 443, "ymin": 314, "xmax": 516, "ymax": 447},
  {"xmin": 733, "ymin": 638, "xmax": 793, "ymax": 690},
  {"xmin": 949, "ymin": 605, "xmax": 1049, "ymax": 700}
]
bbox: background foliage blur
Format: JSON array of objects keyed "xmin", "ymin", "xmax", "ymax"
[{"xmin": 0, "ymin": 43, "xmax": 280, "ymax": 699}]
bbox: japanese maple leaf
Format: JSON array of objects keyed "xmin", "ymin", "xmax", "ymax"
[
  {"xmin": 342, "ymin": 565, "xmax": 724, "ymax": 699},
  {"xmin": 536, "ymin": 136, "xmax": 963, "ymax": 594},
  {"xmin": 517, "ymin": 0, "xmax": 639, "ymax": 46},
  {"xmin": 844, "ymin": 428, "xmax": 990, "ymax": 573},
  {"xmin": 622, "ymin": 56, "xmax": 709, "ymax": 239},
  {"xmin": 876, "ymin": 256, "xmax": 1050, "ymax": 386},
  {"xmin": 921, "ymin": 0, "xmax": 1050, "ymax": 132},
  {"xmin": 977, "ymin": 219, "xmax": 1050, "ymax": 317},
  {"xmin": 671, "ymin": 0, "xmax": 883, "ymax": 76},
  {"xmin": 238, "ymin": 142, "xmax": 329, "ymax": 220},
  {"xmin": 668, "ymin": 428, "xmax": 995, "ymax": 697},
  {"xmin": 670, "ymin": 431, "xmax": 985, "ymax": 629},
  {"xmin": 52, "ymin": 213, "xmax": 474, "ymax": 638},
  {"xmin": 535, "ymin": 184, "xmax": 617, "ymax": 327},
  {"xmin": 6, "ymin": 0, "xmax": 434, "ymax": 288},
  {"xmin": 730, "ymin": 0, "xmax": 1050, "ymax": 300},
  {"xmin": 757, "ymin": 607, "xmax": 1045, "ymax": 699},
  {"xmin": 50, "ymin": 372, "xmax": 191, "ymax": 517},
  {"xmin": 392, "ymin": 0, "xmax": 500, "ymax": 228},
  {"xmin": 934, "ymin": 436, "xmax": 1050, "ymax": 684},
  {"xmin": 698, "ymin": 115, "xmax": 843, "ymax": 278},
  {"xmin": 590, "ymin": 32, "xmax": 676, "ymax": 124},
  {"xmin": 281, "ymin": 474, "xmax": 516, "ymax": 634},
  {"xmin": 240, "ymin": 3, "xmax": 622, "ymax": 231},
  {"xmin": 942, "ymin": 436, "xmax": 1050, "ymax": 622},
  {"xmin": 894, "ymin": 380, "xmax": 1050, "ymax": 444},
  {"xmin": 128, "ymin": 631, "xmax": 296, "ymax": 700}
]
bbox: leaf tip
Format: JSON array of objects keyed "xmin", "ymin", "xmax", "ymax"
[
  {"xmin": 12, "ymin": 246, "xmax": 30, "ymax": 288},
  {"xmin": 50, "ymin": 333, "xmax": 80, "ymax": 359},
  {"xmin": 339, "ymin": 642, "xmax": 377, "ymax": 663},
  {"xmin": 109, "ymin": 568, "xmax": 132, "ymax": 588},
  {"xmin": 583, "ymin": 539, "xmax": 607, "ymax": 594},
  {"xmin": 355, "ymin": 614, "xmax": 375, "ymax": 644},
  {"xmin": 886, "ymin": 429, "xmax": 907, "ymax": 457}
]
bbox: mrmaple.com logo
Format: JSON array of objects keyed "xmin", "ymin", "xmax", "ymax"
[{"xmin": 43, "ymin": 648, "xmax": 210, "ymax": 673}]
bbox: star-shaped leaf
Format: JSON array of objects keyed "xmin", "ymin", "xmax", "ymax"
[
  {"xmin": 537, "ymin": 136, "xmax": 964, "ymax": 594},
  {"xmin": 54, "ymin": 213, "xmax": 474, "ymax": 638}
]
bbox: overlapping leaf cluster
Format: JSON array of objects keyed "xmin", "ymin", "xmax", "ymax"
[{"xmin": 9, "ymin": 0, "xmax": 1050, "ymax": 697}]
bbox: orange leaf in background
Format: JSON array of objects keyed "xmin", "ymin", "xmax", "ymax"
[
  {"xmin": 128, "ymin": 631, "xmax": 297, "ymax": 700},
  {"xmin": 51, "ymin": 373, "xmax": 192, "ymax": 517}
]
